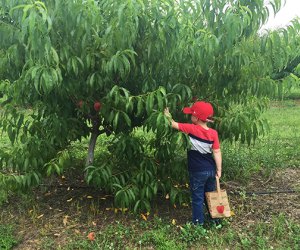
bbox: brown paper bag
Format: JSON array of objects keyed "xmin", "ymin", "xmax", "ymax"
[{"xmin": 205, "ymin": 177, "xmax": 231, "ymax": 218}]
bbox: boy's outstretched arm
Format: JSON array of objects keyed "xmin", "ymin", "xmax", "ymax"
[
  {"xmin": 213, "ymin": 149, "xmax": 222, "ymax": 178},
  {"xmin": 164, "ymin": 108, "xmax": 179, "ymax": 130}
]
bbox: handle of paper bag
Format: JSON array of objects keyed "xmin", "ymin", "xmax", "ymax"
[{"xmin": 216, "ymin": 177, "xmax": 222, "ymax": 204}]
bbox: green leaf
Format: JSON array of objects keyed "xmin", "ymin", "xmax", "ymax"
[
  {"xmin": 113, "ymin": 111, "xmax": 120, "ymax": 130},
  {"xmin": 24, "ymin": 158, "xmax": 29, "ymax": 171},
  {"xmin": 33, "ymin": 172, "xmax": 40, "ymax": 185},
  {"xmin": 136, "ymin": 97, "xmax": 144, "ymax": 116},
  {"xmin": 72, "ymin": 57, "xmax": 78, "ymax": 76},
  {"xmin": 146, "ymin": 93, "xmax": 154, "ymax": 115},
  {"xmin": 156, "ymin": 91, "xmax": 163, "ymax": 110},
  {"xmin": 134, "ymin": 200, "xmax": 141, "ymax": 213},
  {"xmin": 31, "ymin": 66, "xmax": 40, "ymax": 80},
  {"xmin": 51, "ymin": 47, "xmax": 59, "ymax": 65},
  {"xmin": 122, "ymin": 112, "xmax": 131, "ymax": 127},
  {"xmin": 89, "ymin": 72, "xmax": 96, "ymax": 87}
]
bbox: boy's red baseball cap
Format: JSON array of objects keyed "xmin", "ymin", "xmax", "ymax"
[{"xmin": 183, "ymin": 101, "xmax": 214, "ymax": 122}]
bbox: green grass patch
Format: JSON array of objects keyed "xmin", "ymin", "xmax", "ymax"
[
  {"xmin": 0, "ymin": 224, "xmax": 17, "ymax": 250},
  {"xmin": 35, "ymin": 214, "xmax": 299, "ymax": 250}
]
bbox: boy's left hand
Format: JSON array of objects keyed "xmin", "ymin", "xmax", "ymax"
[
  {"xmin": 164, "ymin": 107, "xmax": 179, "ymax": 129},
  {"xmin": 164, "ymin": 108, "xmax": 171, "ymax": 118}
]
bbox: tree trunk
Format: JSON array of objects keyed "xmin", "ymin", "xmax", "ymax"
[{"xmin": 86, "ymin": 131, "xmax": 99, "ymax": 166}]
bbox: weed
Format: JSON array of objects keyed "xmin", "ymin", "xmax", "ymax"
[
  {"xmin": 255, "ymin": 235, "xmax": 268, "ymax": 249},
  {"xmin": 0, "ymin": 224, "xmax": 17, "ymax": 250},
  {"xmin": 141, "ymin": 230, "xmax": 177, "ymax": 249},
  {"xmin": 272, "ymin": 213, "xmax": 287, "ymax": 239},
  {"xmin": 179, "ymin": 222, "xmax": 207, "ymax": 244},
  {"xmin": 239, "ymin": 233, "xmax": 252, "ymax": 249},
  {"xmin": 139, "ymin": 225, "xmax": 183, "ymax": 250},
  {"xmin": 223, "ymin": 228, "xmax": 237, "ymax": 244},
  {"xmin": 246, "ymin": 215, "xmax": 300, "ymax": 249},
  {"xmin": 41, "ymin": 237, "xmax": 56, "ymax": 250}
]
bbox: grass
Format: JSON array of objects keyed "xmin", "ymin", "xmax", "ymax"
[
  {"xmin": 191, "ymin": 214, "xmax": 300, "ymax": 250},
  {"xmin": 0, "ymin": 205, "xmax": 299, "ymax": 250},
  {"xmin": 3, "ymin": 212, "xmax": 298, "ymax": 250},
  {"xmin": 0, "ymin": 224, "xmax": 18, "ymax": 250}
]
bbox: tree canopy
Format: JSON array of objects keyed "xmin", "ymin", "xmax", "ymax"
[{"xmin": 1, "ymin": 0, "xmax": 300, "ymax": 211}]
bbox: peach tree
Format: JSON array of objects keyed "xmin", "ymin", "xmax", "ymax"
[{"xmin": 1, "ymin": 0, "xmax": 300, "ymax": 210}]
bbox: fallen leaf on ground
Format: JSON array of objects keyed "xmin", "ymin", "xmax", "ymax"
[
  {"xmin": 141, "ymin": 214, "xmax": 147, "ymax": 221},
  {"xmin": 87, "ymin": 232, "xmax": 95, "ymax": 241},
  {"xmin": 63, "ymin": 215, "xmax": 69, "ymax": 226}
]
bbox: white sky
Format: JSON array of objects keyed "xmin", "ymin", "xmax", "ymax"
[{"xmin": 262, "ymin": 0, "xmax": 300, "ymax": 30}]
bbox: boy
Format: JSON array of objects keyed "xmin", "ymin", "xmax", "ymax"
[{"xmin": 164, "ymin": 101, "xmax": 222, "ymax": 225}]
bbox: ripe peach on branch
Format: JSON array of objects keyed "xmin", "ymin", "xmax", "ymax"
[{"xmin": 93, "ymin": 101, "xmax": 102, "ymax": 112}]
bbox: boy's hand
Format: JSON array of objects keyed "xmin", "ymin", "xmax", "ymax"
[
  {"xmin": 216, "ymin": 170, "xmax": 222, "ymax": 178},
  {"xmin": 164, "ymin": 107, "xmax": 179, "ymax": 130},
  {"xmin": 164, "ymin": 108, "xmax": 172, "ymax": 121},
  {"xmin": 164, "ymin": 107, "xmax": 171, "ymax": 117}
]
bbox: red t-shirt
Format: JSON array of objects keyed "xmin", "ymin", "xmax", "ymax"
[{"xmin": 178, "ymin": 123, "xmax": 220, "ymax": 172}]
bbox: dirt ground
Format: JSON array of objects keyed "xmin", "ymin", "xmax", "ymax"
[
  {"xmin": 225, "ymin": 168, "xmax": 300, "ymax": 226},
  {"xmin": 1, "ymin": 167, "xmax": 299, "ymax": 249}
]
